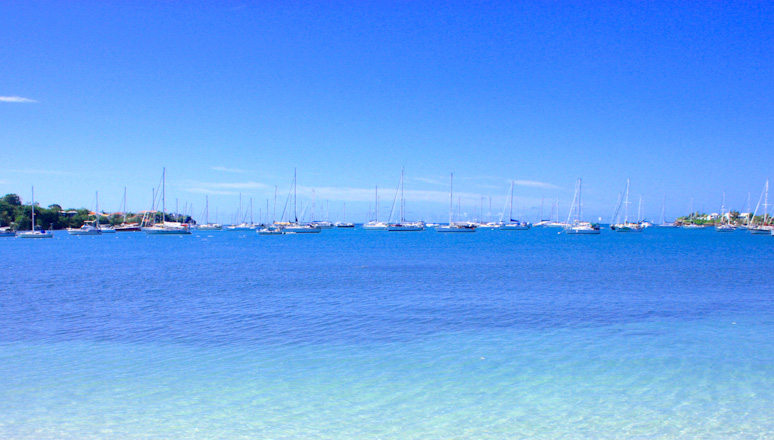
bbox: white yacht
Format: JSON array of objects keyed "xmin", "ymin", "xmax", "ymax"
[
  {"xmin": 437, "ymin": 173, "xmax": 476, "ymax": 233},
  {"xmin": 198, "ymin": 196, "xmax": 222, "ymax": 230},
  {"xmin": 715, "ymin": 192, "xmax": 736, "ymax": 232},
  {"xmin": 226, "ymin": 223, "xmax": 252, "ymax": 231},
  {"xmin": 282, "ymin": 223, "xmax": 322, "ymax": 233},
  {"xmin": 275, "ymin": 169, "xmax": 322, "ymax": 234},
  {"xmin": 67, "ymin": 222, "xmax": 102, "ymax": 236},
  {"xmin": 748, "ymin": 180, "xmax": 770, "ymax": 235},
  {"xmin": 68, "ymin": 192, "xmax": 103, "ymax": 235},
  {"xmin": 563, "ymin": 178, "xmax": 600, "ymax": 235},
  {"xmin": 610, "ymin": 180, "xmax": 643, "ymax": 232},
  {"xmin": 143, "ymin": 168, "xmax": 192, "ymax": 235},
  {"xmin": 499, "ymin": 181, "xmax": 531, "ymax": 231},
  {"xmin": 363, "ymin": 186, "xmax": 390, "ymax": 230},
  {"xmin": 257, "ymin": 225, "xmax": 283, "ymax": 235},
  {"xmin": 334, "ymin": 203, "xmax": 354, "ymax": 227},
  {"xmin": 387, "ymin": 168, "xmax": 424, "ymax": 232},
  {"xmin": 17, "ymin": 187, "xmax": 54, "ymax": 238}
]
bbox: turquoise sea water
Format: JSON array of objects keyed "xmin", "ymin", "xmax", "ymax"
[{"xmin": 1, "ymin": 228, "xmax": 773, "ymax": 439}]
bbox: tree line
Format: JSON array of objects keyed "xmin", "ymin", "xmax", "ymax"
[{"xmin": 0, "ymin": 194, "xmax": 193, "ymax": 230}]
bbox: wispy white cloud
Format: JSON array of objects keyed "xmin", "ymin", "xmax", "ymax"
[
  {"xmin": 0, "ymin": 96, "xmax": 37, "ymax": 103},
  {"xmin": 179, "ymin": 179, "xmax": 555, "ymax": 212},
  {"xmin": 211, "ymin": 166, "xmax": 252, "ymax": 174},
  {"xmin": 513, "ymin": 180, "xmax": 562, "ymax": 190},
  {"xmin": 408, "ymin": 176, "xmax": 447, "ymax": 186}
]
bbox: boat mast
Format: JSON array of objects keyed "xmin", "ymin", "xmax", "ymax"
[
  {"xmin": 161, "ymin": 168, "xmax": 166, "ymax": 223},
  {"xmin": 31, "ymin": 186, "xmax": 35, "ymax": 232},
  {"xmin": 273, "ymin": 186, "xmax": 277, "ymax": 224},
  {"xmin": 509, "ymin": 181, "xmax": 514, "ymax": 222},
  {"xmin": 294, "ymin": 168, "xmax": 298, "ymax": 223},
  {"xmin": 623, "ymin": 179, "xmax": 630, "ymax": 224},
  {"xmin": 449, "ymin": 173, "xmax": 454, "ymax": 225},
  {"xmin": 721, "ymin": 191, "xmax": 726, "ymax": 223},
  {"xmin": 96, "ymin": 192, "xmax": 100, "ymax": 228},
  {"xmin": 747, "ymin": 192, "xmax": 751, "ymax": 225},
  {"xmin": 123, "ymin": 187, "xmax": 128, "ymax": 224},
  {"xmin": 578, "ymin": 177, "xmax": 583, "ymax": 223},
  {"xmin": 764, "ymin": 180, "xmax": 770, "ymax": 225},
  {"xmin": 400, "ymin": 167, "xmax": 405, "ymax": 223},
  {"xmin": 375, "ymin": 186, "xmax": 379, "ymax": 222}
]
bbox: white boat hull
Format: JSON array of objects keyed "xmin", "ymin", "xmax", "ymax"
[
  {"xmin": 363, "ymin": 223, "xmax": 389, "ymax": 230},
  {"xmin": 67, "ymin": 230, "xmax": 102, "ymax": 236},
  {"xmin": 436, "ymin": 226, "xmax": 476, "ymax": 233},
  {"xmin": 282, "ymin": 225, "xmax": 322, "ymax": 233},
  {"xmin": 611, "ymin": 224, "xmax": 643, "ymax": 232},
  {"xmin": 143, "ymin": 224, "xmax": 192, "ymax": 235},
  {"xmin": 18, "ymin": 231, "xmax": 54, "ymax": 238},
  {"xmin": 565, "ymin": 225, "xmax": 600, "ymax": 234},
  {"xmin": 500, "ymin": 224, "xmax": 531, "ymax": 230},
  {"xmin": 67, "ymin": 226, "xmax": 102, "ymax": 235},
  {"xmin": 388, "ymin": 224, "xmax": 424, "ymax": 232}
]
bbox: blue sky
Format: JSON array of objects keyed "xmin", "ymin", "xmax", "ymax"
[{"xmin": 2, "ymin": 1, "xmax": 772, "ymax": 223}]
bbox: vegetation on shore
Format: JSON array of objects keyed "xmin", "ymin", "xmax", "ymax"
[
  {"xmin": 675, "ymin": 210, "xmax": 769, "ymax": 226},
  {"xmin": 0, "ymin": 194, "xmax": 194, "ymax": 230}
]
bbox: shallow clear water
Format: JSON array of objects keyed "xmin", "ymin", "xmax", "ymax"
[{"xmin": 1, "ymin": 228, "xmax": 773, "ymax": 438}]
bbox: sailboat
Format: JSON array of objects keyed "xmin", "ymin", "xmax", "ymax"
[
  {"xmin": 114, "ymin": 187, "xmax": 142, "ymax": 231},
  {"xmin": 681, "ymin": 198, "xmax": 704, "ymax": 228},
  {"xmin": 363, "ymin": 186, "xmax": 388, "ymax": 230},
  {"xmin": 499, "ymin": 181, "xmax": 530, "ymax": 230},
  {"xmin": 715, "ymin": 191, "xmax": 736, "ymax": 232},
  {"xmin": 143, "ymin": 168, "xmax": 192, "ymax": 235},
  {"xmin": 227, "ymin": 194, "xmax": 252, "ymax": 231},
  {"xmin": 657, "ymin": 193, "xmax": 679, "ymax": 227},
  {"xmin": 258, "ymin": 187, "xmax": 283, "ymax": 234},
  {"xmin": 748, "ymin": 180, "xmax": 771, "ymax": 235},
  {"xmin": 67, "ymin": 192, "xmax": 103, "ymax": 235},
  {"xmin": 198, "ymin": 195, "xmax": 223, "ymax": 230},
  {"xmin": 335, "ymin": 203, "xmax": 355, "ymax": 228},
  {"xmin": 563, "ymin": 178, "xmax": 600, "ymax": 234},
  {"xmin": 17, "ymin": 187, "xmax": 54, "ymax": 238},
  {"xmin": 437, "ymin": 173, "xmax": 476, "ymax": 232},
  {"xmin": 280, "ymin": 169, "xmax": 321, "ymax": 233},
  {"xmin": 387, "ymin": 168, "xmax": 424, "ymax": 231},
  {"xmin": 610, "ymin": 179, "xmax": 643, "ymax": 232}
]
